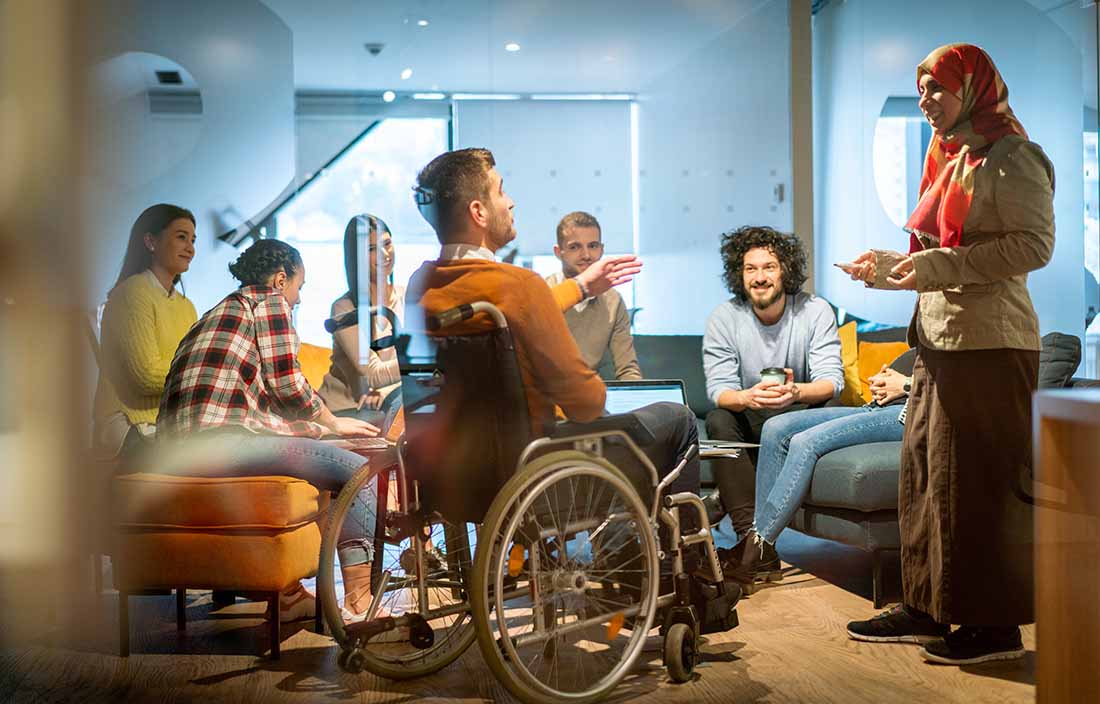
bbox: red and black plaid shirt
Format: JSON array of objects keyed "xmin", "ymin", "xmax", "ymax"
[{"xmin": 158, "ymin": 286, "xmax": 326, "ymax": 438}]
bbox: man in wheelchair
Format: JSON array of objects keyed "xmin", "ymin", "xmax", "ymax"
[
  {"xmin": 407, "ymin": 147, "xmax": 701, "ymax": 519},
  {"xmin": 405, "ymin": 148, "xmax": 739, "ymax": 630}
]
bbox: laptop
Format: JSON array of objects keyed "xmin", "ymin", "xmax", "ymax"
[
  {"xmin": 603, "ymin": 378, "xmax": 757, "ymax": 454},
  {"xmin": 603, "ymin": 379, "xmax": 688, "ymax": 415}
]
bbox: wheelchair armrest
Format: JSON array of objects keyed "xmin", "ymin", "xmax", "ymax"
[{"xmin": 552, "ymin": 413, "xmax": 656, "ymax": 447}]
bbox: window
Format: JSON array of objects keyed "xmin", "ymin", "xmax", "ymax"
[{"xmin": 276, "ymin": 118, "xmax": 449, "ymax": 346}]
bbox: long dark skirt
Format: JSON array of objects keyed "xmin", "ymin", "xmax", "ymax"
[{"xmin": 900, "ymin": 345, "xmax": 1038, "ymax": 626}]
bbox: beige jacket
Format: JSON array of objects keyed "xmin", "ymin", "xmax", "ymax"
[
  {"xmin": 872, "ymin": 136, "xmax": 1054, "ymax": 352},
  {"xmin": 545, "ymin": 271, "xmax": 642, "ymax": 380}
]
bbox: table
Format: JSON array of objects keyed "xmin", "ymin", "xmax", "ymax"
[{"xmin": 1033, "ymin": 389, "xmax": 1100, "ymax": 702}]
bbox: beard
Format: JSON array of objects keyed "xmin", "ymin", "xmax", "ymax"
[
  {"xmin": 749, "ymin": 283, "xmax": 783, "ymax": 310},
  {"xmin": 486, "ymin": 208, "xmax": 516, "ymax": 249},
  {"xmin": 562, "ymin": 259, "xmax": 591, "ymax": 278}
]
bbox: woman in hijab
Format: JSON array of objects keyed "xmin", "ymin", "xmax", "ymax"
[{"xmin": 841, "ymin": 44, "xmax": 1054, "ymax": 665}]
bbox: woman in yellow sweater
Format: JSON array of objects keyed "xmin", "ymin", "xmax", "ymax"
[{"xmin": 93, "ymin": 204, "xmax": 198, "ymax": 458}]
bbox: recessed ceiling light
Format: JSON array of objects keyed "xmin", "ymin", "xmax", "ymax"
[
  {"xmin": 382, "ymin": 90, "xmax": 396, "ymax": 103},
  {"xmin": 505, "ymin": 42, "xmax": 521, "ymax": 52},
  {"xmin": 400, "ymin": 67, "xmax": 413, "ymax": 80},
  {"xmin": 417, "ymin": 19, "xmax": 429, "ymax": 27}
]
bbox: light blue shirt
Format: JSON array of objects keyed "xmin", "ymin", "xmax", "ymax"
[{"xmin": 702, "ymin": 292, "xmax": 844, "ymax": 406}]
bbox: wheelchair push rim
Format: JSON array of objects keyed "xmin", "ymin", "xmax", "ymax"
[
  {"xmin": 318, "ymin": 461, "xmax": 477, "ymax": 680},
  {"xmin": 472, "ymin": 454, "xmax": 660, "ymax": 704}
]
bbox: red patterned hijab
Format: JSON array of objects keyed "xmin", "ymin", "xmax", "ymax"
[{"xmin": 904, "ymin": 44, "xmax": 1027, "ymax": 253}]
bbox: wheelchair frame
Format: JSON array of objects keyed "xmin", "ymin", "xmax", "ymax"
[{"xmin": 317, "ymin": 301, "xmax": 739, "ymax": 703}]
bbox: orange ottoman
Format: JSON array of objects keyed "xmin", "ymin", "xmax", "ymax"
[{"xmin": 113, "ymin": 473, "xmax": 329, "ymax": 658}]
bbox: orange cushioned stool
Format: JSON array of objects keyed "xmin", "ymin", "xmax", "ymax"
[{"xmin": 113, "ymin": 473, "xmax": 329, "ymax": 659}]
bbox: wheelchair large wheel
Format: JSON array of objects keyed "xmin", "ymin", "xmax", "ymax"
[
  {"xmin": 318, "ymin": 461, "xmax": 476, "ymax": 680},
  {"xmin": 471, "ymin": 451, "xmax": 660, "ymax": 704}
]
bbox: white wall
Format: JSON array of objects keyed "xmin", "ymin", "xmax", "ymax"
[
  {"xmin": 634, "ymin": 0, "xmax": 793, "ymax": 334},
  {"xmin": 453, "ymin": 100, "xmax": 634, "ymax": 255},
  {"xmin": 86, "ymin": 0, "xmax": 295, "ymax": 315},
  {"xmin": 813, "ymin": 0, "xmax": 1086, "ymax": 339}
]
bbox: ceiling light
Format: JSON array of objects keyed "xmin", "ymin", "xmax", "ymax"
[
  {"xmin": 417, "ymin": 19, "xmax": 429, "ymax": 27},
  {"xmin": 382, "ymin": 90, "xmax": 396, "ymax": 103},
  {"xmin": 400, "ymin": 67, "xmax": 413, "ymax": 80},
  {"xmin": 531, "ymin": 93, "xmax": 634, "ymax": 101},
  {"xmin": 451, "ymin": 93, "xmax": 522, "ymax": 100},
  {"xmin": 504, "ymin": 42, "xmax": 521, "ymax": 52},
  {"xmin": 412, "ymin": 92, "xmax": 447, "ymax": 100}
]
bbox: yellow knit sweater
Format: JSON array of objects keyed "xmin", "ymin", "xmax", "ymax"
[{"xmin": 93, "ymin": 270, "xmax": 197, "ymax": 427}]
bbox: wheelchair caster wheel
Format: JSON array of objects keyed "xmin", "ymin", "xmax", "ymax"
[
  {"xmin": 664, "ymin": 622, "xmax": 696, "ymax": 683},
  {"xmin": 408, "ymin": 614, "xmax": 435, "ymax": 650},
  {"xmin": 337, "ymin": 647, "xmax": 366, "ymax": 674}
]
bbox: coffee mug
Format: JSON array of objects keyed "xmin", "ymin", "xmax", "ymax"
[{"xmin": 760, "ymin": 367, "xmax": 787, "ymax": 386}]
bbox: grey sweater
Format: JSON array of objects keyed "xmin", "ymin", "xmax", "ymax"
[{"xmin": 702, "ymin": 292, "xmax": 844, "ymax": 405}]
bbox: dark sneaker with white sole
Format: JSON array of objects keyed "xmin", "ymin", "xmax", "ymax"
[
  {"xmin": 847, "ymin": 604, "xmax": 950, "ymax": 644},
  {"xmin": 920, "ymin": 626, "xmax": 1025, "ymax": 665}
]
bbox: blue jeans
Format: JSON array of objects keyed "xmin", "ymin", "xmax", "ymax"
[
  {"xmin": 754, "ymin": 405, "xmax": 904, "ymax": 543},
  {"xmin": 151, "ymin": 431, "xmax": 378, "ymax": 566}
]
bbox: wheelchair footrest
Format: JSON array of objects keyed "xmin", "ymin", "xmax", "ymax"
[{"xmin": 698, "ymin": 581, "xmax": 740, "ymax": 635}]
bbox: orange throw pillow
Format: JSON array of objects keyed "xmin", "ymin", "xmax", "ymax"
[
  {"xmin": 837, "ymin": 322, "xmax": 864, "ymax": 407},
  {"xmin": 298, "ymin": 342, "xmax": 333, "ymax": 390},
  {"xmin": 857, "ymin": 340, "xmax": 910, "ymax": 403}
]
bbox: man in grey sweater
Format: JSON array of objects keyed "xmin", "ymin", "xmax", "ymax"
[
  {"xmin": 702, "ymin": 225, "xmax": 843, "ymax": 573},
  {"xmin": 545, "ymin": 211, "xmax": 642, "ymax": 380}
]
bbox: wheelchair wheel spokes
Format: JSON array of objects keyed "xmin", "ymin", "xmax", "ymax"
[
  {"xmin": 318, "ymin": 463, "xmax": 476, "ymax": 679},
  {"xmin": 473, "ymin": 456, "xmax": 659, "ymax": 704}
]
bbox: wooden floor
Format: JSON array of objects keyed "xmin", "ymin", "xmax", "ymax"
[{"xmin": 0, "ymin": 531, "xmax": 1035, "ymax": 703}]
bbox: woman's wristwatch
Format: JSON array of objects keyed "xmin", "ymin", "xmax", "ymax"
[{"xmin": 903, "ymin": 377, "xmax": 912, "ymax": 393}]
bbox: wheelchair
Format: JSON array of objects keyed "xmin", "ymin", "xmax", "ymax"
[{"xmin": 316, "ymin": 301, "xmax": 741, "ymax": 704}]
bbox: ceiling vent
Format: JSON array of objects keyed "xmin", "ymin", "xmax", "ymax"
[{"xmin": 155, "ymin": 70, "xmax": 182, "ymax": 85}]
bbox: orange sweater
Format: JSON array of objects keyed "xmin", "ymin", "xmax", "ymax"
[{"xmin": 407, "ymin": 259, "xmax": 606, "ymax": 432}]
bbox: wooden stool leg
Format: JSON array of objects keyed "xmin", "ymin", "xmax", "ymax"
[
  {"xmin": 176, "ymin": 589, "xmax": 187, "ymax": 631},
  {"xmin": 119, "ymin": 590, "xmax": 130, "ymax": 657},
  {"xmin": 268, "ymin": 592, "xmax": 280, "ymax": 659}
]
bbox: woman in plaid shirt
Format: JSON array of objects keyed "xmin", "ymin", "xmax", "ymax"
[{"xmin": 157, "ymin": 240, "xmax": 382, "ymax": 622}]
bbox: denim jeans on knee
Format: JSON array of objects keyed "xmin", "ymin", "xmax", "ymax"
[{"xmin": 754, "ymin": 405, "xmax": 904, "ymax": 543}]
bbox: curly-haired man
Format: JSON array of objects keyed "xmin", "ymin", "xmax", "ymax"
[{"xmin": 702, "ymin": 225, "xmax": 843, "ymax": 579}]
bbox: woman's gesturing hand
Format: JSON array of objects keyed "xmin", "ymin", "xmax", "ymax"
[
  {"xmin": 835, "ymin": 251, "xmax": 876, "ymax": 284},
  {"xmin": 887, "ymin": 257, "xmax": 916, "ymax": 290}
]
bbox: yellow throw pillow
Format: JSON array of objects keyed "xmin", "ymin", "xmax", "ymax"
[
  {"xmin": 298, "ymin": 342, "xmax": 333, "ymax": 390},
  {"xmin": 857, "ymin": 340, "xmax": 910, "ymax": 403},
  {"xmin": 837, "ymin": 322, "xmax": 864, "ymax": 407}
]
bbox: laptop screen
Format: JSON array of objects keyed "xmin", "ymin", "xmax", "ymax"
[{"xmin": 603, "ymin": 379, "xmax": 688, "ymax": 416}]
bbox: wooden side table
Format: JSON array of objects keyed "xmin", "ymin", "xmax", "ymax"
[{"xmin": 1033, "ymin": 389, "xmax": 1100, "ymax": 702}]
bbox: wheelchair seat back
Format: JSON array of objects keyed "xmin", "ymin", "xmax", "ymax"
[{"xmin": 401, "ymin": 326, "xmax": 532, "ymax": 524}]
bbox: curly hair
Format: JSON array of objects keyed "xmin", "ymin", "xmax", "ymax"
[
  {"xmin": 719, "ymin": 225, "xmax": 807, "ymax": 299},
  {"xmin": 228, "ymin": 239, "xmax": 303, "ymax": 286}
]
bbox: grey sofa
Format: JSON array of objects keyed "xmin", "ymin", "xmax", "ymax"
[{"xmin": 601, "ymin": 330, "xmax": 1097, "ymax": 607}]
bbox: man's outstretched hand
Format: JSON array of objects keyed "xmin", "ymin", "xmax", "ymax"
[{"xmin": 575, "ymin": 255, "xmax": 644, "ymax": 298}]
